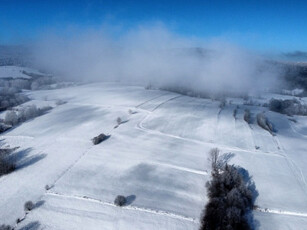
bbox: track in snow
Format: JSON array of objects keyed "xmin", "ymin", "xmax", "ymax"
[
  {"xmin": 46, "ymin": 191, "xmax": 198, "ymax": 223},
  {"xmin": 136, "ymin": 112, "xmax": 284, "ymax": 158},
  {"xmin": 150, "ymin": 162, "xmax": 208, "ymax": 176},
  {"xmin": 255, "ymin": 207, "xmax": 307, "ymax": 218}
]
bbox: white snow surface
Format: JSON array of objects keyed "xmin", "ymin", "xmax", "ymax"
[
  {"xmin": 0, "ymin": 66, "xmax": 47, "ymax": 79},
  {"xmin": 0, "ymin": 74, "xmax": 307, "ymax": 229}
]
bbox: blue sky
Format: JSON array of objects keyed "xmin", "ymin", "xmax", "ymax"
[{"xmin": 0, "ymin": 0, "xmax": 306, "ymax": 52}]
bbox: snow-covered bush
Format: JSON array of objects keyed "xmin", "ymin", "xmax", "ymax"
[
  {"xmin": 92, "ymin": 133, "xmax": 109, "ymax": 145},
  {"xmin": 243, "ymin": 109, "xmax": 251, "ymax": 124},
  {"xmin": 200, "ymin": 164, "xmax": 255, "ymax": 230},
  {"xmin": 24, "ymin": 201, "xmax": 34, "ymax": 211},
  {"xmin": 114, "ymin": 195, "xmax": 127, "ymax": 207},
  {"xmin": 256, "ymin": 113, "xmax": 274, "ymax": 134}
]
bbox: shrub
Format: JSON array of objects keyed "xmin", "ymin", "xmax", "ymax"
[
  {"xmin": 45, "ymin": 184, "xmax": 52, "ymax": 190},
  {"xmin": 24, "ymin": 201, "xmax": 34, "ymax": 211},
  {"xmin": 243, "ymin": 109, "xmax": 251, "ymax": 124},
  {"xmin": 92, "ymin": 133, "xmax": 109, "ymax": 145},
  {"xmin": 114, "ymin": 195, "xmax": 127, "ymax": 207}
]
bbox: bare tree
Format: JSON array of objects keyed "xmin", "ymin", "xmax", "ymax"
[{"xmin": 209, "ymin": 148, "xmax": 220, "ymax": 173}]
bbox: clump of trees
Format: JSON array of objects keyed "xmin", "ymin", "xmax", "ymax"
[
  {"xmin": 0, "ymin": 70, "xmax": 56, "ymax": 113},
  {"xmin": 269, "ymin": 98, "xmax": 307, "ymax": 116},
  {"xmin": 0, "ymin": 79, "xmax": 31, "ymax": 90},
  {"xmin": 0, "ymin": 147, "xmax": 18, "ymax": 176},
  {"xmin": 200, "ymin": 149, "xmax": 256, "ymax": 230},
  {"xmin": 0, "ymin": 74, "xmax": 55, "ymax": 92},
  {"xmin": 256, "ymin": 112, "xmax": 274, "ymax": 134},
  {"xmin": 3, "ymin": 105, "xmax": 52, "ymax": 127},
  {"xmin": 0, "ymin": 87, "xmax": 29, "ymax": 111}
]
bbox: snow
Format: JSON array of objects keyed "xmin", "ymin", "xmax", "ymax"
[
  {"xmin": 0, "ymin": 66, "xmax": 47, "ymax": 79},
  {"xmin": 0, "ymin": 68, "xmax": 307, "ymax": 229}
]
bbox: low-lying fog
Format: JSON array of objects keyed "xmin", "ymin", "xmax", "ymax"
[{"xmin": 32, "ymin": 25, "xmax": 284, "ymax": 95}]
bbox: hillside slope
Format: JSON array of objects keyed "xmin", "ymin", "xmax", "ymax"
[{"xmin": 0, "ymin": 78, "xmax": 307, "ymax": 229}]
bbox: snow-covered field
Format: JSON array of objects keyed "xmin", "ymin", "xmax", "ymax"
[{"xmin": 1, "ymin": 67, "xmax": 307, "ymax": 229}]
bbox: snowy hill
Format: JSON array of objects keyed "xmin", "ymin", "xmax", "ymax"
[{"xmin": 0, "ymin": 67, "xmax": 307, "ymax": 229}]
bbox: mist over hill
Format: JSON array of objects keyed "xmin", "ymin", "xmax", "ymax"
[
  {"xmin": 0, "ymin": 45, "xmax": 32, "ymax": 67},
  {"xmin": 1, "ymin": 27, "xmax": 307, "ymax": 97}
]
